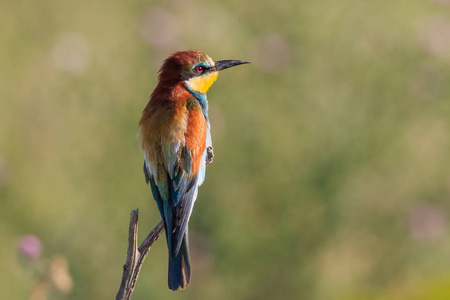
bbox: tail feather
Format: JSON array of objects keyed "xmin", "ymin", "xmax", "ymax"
[
  {"xmin": 168, "ymin": 232, "xmax": 191, "ymax": 291},
  {"xmin": 144, "ymin": 161, "xmax": 193, "ymax": 291}
]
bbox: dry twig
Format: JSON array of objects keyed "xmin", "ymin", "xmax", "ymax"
[{"xmin": 116, "ymin": 210, "xmax": 164, "ymax": 300}]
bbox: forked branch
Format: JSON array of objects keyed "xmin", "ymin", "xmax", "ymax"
[{"xmin": 116, "ymin": 210, "xmax": 164, "ymax": 300}]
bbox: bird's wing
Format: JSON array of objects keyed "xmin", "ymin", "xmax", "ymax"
[
  {"xmin": 169, "ymin": 146, "xmax": 199, "ymax": 254},
  {"xmin": 143, "ymin": 144, "xmax": 199, "ymax": 254},
  {"xmin": 143, "ymin": 97, "xmax": 207, "ymax": 255}
]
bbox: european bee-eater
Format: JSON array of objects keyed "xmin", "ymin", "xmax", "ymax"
[{"xmin": 138, "ymin": 50, "xmax": 249, "ymax": 291}]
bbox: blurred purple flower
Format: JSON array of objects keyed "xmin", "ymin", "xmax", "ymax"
[
  {"xmin": 18, "ymin": 235, "xmax": 42, "ymax": 260},
  {"xmin": 51, "ymin": 33, "xmax": 91, "ymax": 74},
  {"xmin": 140, "ymin": 8, "xmax": 180, "ymax": 49},
  {"xmin": 409, "ymin": 204, "xmax": 447, "ymax": 243},
  {"xmin": 416, "ymin": 16, "xmax": 450, "ymax": 60},
  {"xmin": 251, "ymin": 34, "xmax": 293, "ymax": 72},
  {"xmin": 433, "ymin": 0, "xmax": 450, "ymax": 5}
]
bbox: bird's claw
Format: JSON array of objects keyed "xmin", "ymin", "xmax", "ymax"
[{"xmin": 206, "ymin": 146, "xmax": 214, "ymax": 166}]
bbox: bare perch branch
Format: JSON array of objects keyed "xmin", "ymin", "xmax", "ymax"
[{"xmin": 116, "ymin": 210, "xmax": 165, "ymax": 300}]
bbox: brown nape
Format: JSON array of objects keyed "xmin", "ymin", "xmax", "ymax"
[{"xmin": 158, "ymin": 56, "xmax": 182, "ymax": 85}]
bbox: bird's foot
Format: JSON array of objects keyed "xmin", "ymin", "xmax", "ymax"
[{"xmin": 206, "ymin": 146, "xmax": 214, "ymax": 166}]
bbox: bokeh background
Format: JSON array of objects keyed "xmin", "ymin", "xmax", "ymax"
[{"xmin": 2, "ymin": 0, "xmax": 450, "ymax": 299}]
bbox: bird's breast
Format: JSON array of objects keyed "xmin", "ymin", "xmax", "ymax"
[{"xmin": 184, "ymin": 99, "xmax": 207, "ymax": 177}]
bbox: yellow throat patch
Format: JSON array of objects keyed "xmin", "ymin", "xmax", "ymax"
[{"xmin": 186, "ymin": 72, "xmax": 219, "ymax": 94}]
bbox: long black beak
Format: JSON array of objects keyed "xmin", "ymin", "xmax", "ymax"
[{"xmin": 213, "ymin": 60, "xmax": 251, "ymax": 72}]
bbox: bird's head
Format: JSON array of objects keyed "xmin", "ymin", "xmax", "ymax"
[{"xmin": 158, "ymin": 50, "xmax": 250, "ymax": 95}]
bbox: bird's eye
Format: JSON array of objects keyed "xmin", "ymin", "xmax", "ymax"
[{"xmin": 195, "ymin": 65, "xmax": 204, "ymax": 73}]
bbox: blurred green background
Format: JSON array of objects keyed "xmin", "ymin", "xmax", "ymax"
[{"xmin": 2, "ymin": 0, "xmax": 450, "ymax": 299}]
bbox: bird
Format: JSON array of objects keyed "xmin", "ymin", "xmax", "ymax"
[{"xmin": 138, "ymin": 50, "xmax": 250, "ymax": 291}]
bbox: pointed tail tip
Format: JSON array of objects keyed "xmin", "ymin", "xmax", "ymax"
[
  {"xmin": 168, "ymin": 262, "xmax": 191, "ymax": 291},
  {"xmin": 168, "ymin": 281, "xmax": 190, "ymax": 292},
  {"xmin": 168, "ymin": 275, "xmax": 190, "ymax": 291},
  {"xmin": 168, "ymin": 225, "xmax": 191, "ymax": 291},
  {"xmin": 168, "ymin": 252, "xmax": 191, "ymax": 291}
]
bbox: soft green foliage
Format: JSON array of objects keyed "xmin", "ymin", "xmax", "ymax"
[{"xmin": 2, "ymin": 0, "xmax": 450, "ymax": 299}]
